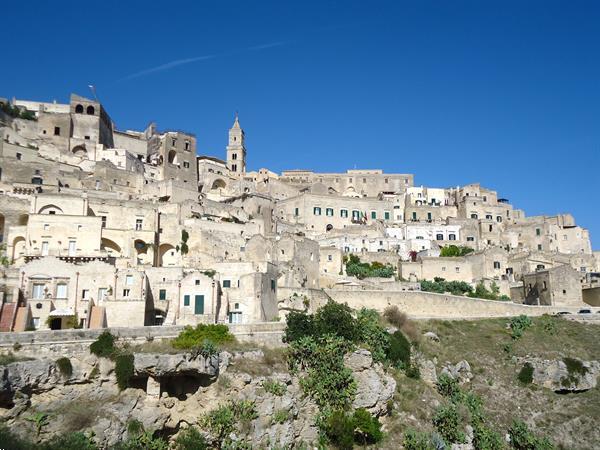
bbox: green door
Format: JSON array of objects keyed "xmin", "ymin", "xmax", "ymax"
[{"xmin": 194, "ymin": 295, "xmax": 204, "ymax": 315}]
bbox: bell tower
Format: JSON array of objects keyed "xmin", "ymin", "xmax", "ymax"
[{"xmin": 226, "ymin": 113, "xmax": 246, "ymax": 175}]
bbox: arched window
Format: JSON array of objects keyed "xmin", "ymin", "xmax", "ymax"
[
  {"xmin": 167, "ymin": 150, "xmax": 177, "ymax": 164},
  {"xmin": 75, "ymin": 104, "xmax": 84, "ymax": 113},
  {"xmin": 86, "ymin": 105, "xmax": 95, "ymax": 115}
]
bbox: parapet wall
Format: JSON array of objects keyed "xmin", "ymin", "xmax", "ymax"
[
  {"xmin": 323, "ymin": 289, "xmax": 586, "ymax": 319},
  {"xmin": 0, "ymin": 322, "xmax": 286, "ymax": 357}
]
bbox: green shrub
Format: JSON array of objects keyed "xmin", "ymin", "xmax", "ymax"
[
  {"xmin": 432, "ymin": 404, "xmax": 465, "ymax": 445},
  {"xmin": 172, "ymin": 324, "xmax": 234, "ymax": 350},
  {"xmin": 510, "ymin": 316, "xmax": 532, "ymax": 340},
  {"xmin": 173, "ymin": 427, "xmax": 208, "ymax": 450},
  {"xmin": 440, "ymin": 245, "xmax": 474, "ymax": 257},
  {"xmin": 283, "ymin": 310, "xmax": 315, "ymax": 342},
  {"xmin": 437, "ymin": 373, "xmax": 458, "ymax": 399},
  {"xmin": 561, "ymin": 357, "xmax": 589, "ymax": 387},
  {"xmin": 345, "ymin": 254, "xmax": 394, "ymax": 279},
  {"xmin": 89, "ymin": 331, "xmax": 116, "ymax": 357},
  {"xmin": 115, "ymin": 353, "xmax": 134, "ymax": 390},
  {"xmin": 197, "ymin": 339, "xmax": 218, "ymax": 358},
  {"xmin": 262, "ymin": 379, "xmax": 286, "ymax": 396},
  {"xmin": 40, "ymin": 432, "xmax": 98, "ymax": 450},
  {"xmin": 313, "ymin": 301, "xmax": 358, "ymax": 342},
  {"xmin": 508, "ymin": 420, "xmax": 554, "ymax": 450},
  {"xmin": 288, "ymin": 335, "xmax": 356, "ymax": 410},
  {"xmin": 538, "ymin": 315, "xmax": 557, "ymax": 335},
  {"xmin": 387, "ymin": 330, "xmax": 411, "ymax": 368},
  {"xmin": 356, "ymin": 308, "xmax": 389, "ymax": 363},
  {"xmin": 323, "ymin": 410, "xmax": 355, "ymax": 450},
  {"xmin": 518, "ymin": 363, "xmax": 534, "ymax": 385},
  {"xmin": 202, "ymin": 404, "xmax": 235, "ymax": 442},
  {"xmin": 352, "ymin": 408, "xmax": 383, "ymax": 445},
  {"xmin": 472, "ymin": 422, "xmax": 504, "ymax": 450},
  {"xmin": 403, "ymin": 428, "xmax": 434, "ymax": 450},
  {"xmin": 56, "ymin": 357, "xmax": 73, "ymax": 378},
  {"xmin": 420, "ymin": 278, "xmax": 473, "ymax": 296}
]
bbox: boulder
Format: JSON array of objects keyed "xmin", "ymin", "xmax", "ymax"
[
  {"xmin": 423, "ymin": 331, "xmax": 440, "ymax": 342},
  {"xmin": 344, "ymin": 349, "xmax": 396, "ymax": 416},
  {"xmin": 133, "ymin": 352, "xmax": 219, "ymax": 378},
  {"xmin": 441, "ymin": 360, "xmax": 472, "ymax": 384},
  {"xmin": 521, "ymin": 357, "xmax": 600, "ymax": 392}
]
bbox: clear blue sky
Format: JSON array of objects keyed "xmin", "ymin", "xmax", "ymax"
[{"xmin": 3, "ymin": 1, "xmax": 599, "ymax": 248}]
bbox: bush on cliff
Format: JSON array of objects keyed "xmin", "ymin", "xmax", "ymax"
[
  {"xmin": 172, "ymin": 324, "xmax": 234, "ymax": 350},
  {"xmin": 89, "ymin": 331, "xmax": 116, "ymax": 357}
]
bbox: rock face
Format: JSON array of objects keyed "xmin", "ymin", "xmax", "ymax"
[
  {"xmin": 0, "ymin": 347, "xmax": 396, "ymax": 448},
  {"xmin": 344, "ymin": 349, "xmax": 396, "ymax": 416},
  {"xmin": 522, "ymin": 357, "xmax": 600, "ymax": 392}
]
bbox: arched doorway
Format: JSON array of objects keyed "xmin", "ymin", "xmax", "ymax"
[
  {"xmin": 134, "ymin": 239, "xmax": 150, "ymax": 265},
  {"xmin": 158, "ymin": 243, "xmax": 177, "ymax": 267},
  {"xmin": 12, "ymin": 236, "xmax": 25, "ymax": 261},
  {"xmin": 72, "ymin": 145, "xmax": 87, "ymax": 157},
  {"xmin": 167, "ymin": 150, "xmax": 178, "ymax": 165},
  {"xmin": 101, "ymin": 238, "xmax": 122, "ymax": 257},
  {"xmin": 38, "ymin": 204, "xmax": 63, "ymax": 215}
]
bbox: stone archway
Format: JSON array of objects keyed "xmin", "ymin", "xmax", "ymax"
[{"xmin": 158, "ymin": 243, "xmax": 177, "ymax": 267}]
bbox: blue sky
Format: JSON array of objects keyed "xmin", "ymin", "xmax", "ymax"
[{"xmin": 3, "ymin": 1, "xmax": 599, "ymax": 248}]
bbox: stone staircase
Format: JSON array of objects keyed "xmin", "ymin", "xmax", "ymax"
[
  {"xmin": 0, "ymin": 303, "xmax": 17, "ymax": 332},
  {"xmin": 88, "ymin": 306, "xmax": 106, "ymax": 329}
]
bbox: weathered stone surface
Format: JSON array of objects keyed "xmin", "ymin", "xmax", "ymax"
[
  {"xmin": 521, "ymin": 357, "xmax": 600, "ymax": 392},
  {"xmin": 133, "ymin": 352, "xmax": 218, "ymax": 377},
  {"xmin": 423, "ymin": 331, "xmax": 440, "ymax": 342},
  {"xmin": 419, "ymin": 358, "xmax": 438, "ymax": 386},
  {"xmin": 345, "ymin": 349, "xmax": 396, "ymax": 416},
  {"xmin": 441, "ymin": 360, "xmax": 473, "ymax": 384}
]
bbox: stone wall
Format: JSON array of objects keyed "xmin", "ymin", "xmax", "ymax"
[
  {"xmin": 323, "ymin": 289, "xmax": 590, "ymax": 319},
  {"xmin": 0, "ymin": 322, "xmax": 286, "ymax": 357}
]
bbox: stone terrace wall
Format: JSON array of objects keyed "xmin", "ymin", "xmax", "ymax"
[
  {"xmin": 0, "ymin": 322, "xmax": 286, "ymax": 357},
  {"xmin": 323, "ymin": 289, "xmax": 590, "ymax": 319}
]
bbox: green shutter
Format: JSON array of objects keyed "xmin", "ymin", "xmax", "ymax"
[
  {"xmin": 184, "ymin": 295, "xmax": 190, "ymax": 306},
  {"xmin": 194, "ymin": 295, "xmax": 204, "ymax": 315},
  {"xmin": 159, "ymin": 289, "xmax": 166, "ymax": 300}
]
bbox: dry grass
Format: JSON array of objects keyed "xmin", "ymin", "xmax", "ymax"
[
  {"xmin": 382, "ymin": 317, "xmax": 600, "ymax": 449},
  {"xmin": 227, "ymin": 346, "xmax": 288, "ymax": 377}
]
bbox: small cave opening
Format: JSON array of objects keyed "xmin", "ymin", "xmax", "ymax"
[
  {"xmin": 129, "ymin": 376, "xmax": 149, "ymax": 392},
  {"xmin": 160, "ymin": 373, "xmax": 214, "ymax": 400}
]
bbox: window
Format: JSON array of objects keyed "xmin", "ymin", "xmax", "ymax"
[
  {"xmin": 371, "ymin": 211, "xmax": 377, "ymax": 219},
  {"xmin": 222, "ymin": 280, "xmax": 231, "ymax": 288},
  {"xmin": 352, "ymin": 210, "xmax": 360, "ymax": 220},
  {"xmin": 232, "ymin": 164, "xmax": 237, "ymax": 171},
  {"xmin": 384, "ymin": 211, "xmax": 390, "ymax": 220},
  {"xmin": 542, "ymin": 281, "xmax": 547, "ymax": 290},
  {"xmin": 489, "ymin": 225, "xmax": 493, "ymax": 232},
  {"xmin": 229, "ymin": 312, "xmax": 242, "ymax": 324},
  {"xmin": 294, "ymin": 207, "xmax": 299, "ymax": 217},
  {"xmin": 159, "ymin": 289, "xmax": 166, "ymax": 300},
  {"xmin": 86, "ymin": 105, "xmax": 95, "ymax": 115},
  {"xmin": 54, "ymin": 127, "xmax": 60, "ymax": 136},
  {"xmin": 466, "ymin": 236, "xmax": 475, "ymax": 242},
  {"xmin": 43, "ymin": 224, "xmax": 49, "ymax": 231},
  {"xmin": 486, "ymin": 214, "xmax": 492, "ymax": 220},
  {"xmin": 183, "ymin": 161, "xmax": 190, "ymax": 168},
  {"xmin": 563, "ymin": 235, "xmax": 567, "ymax": 240},
  {"xmin": 384, "ymin": 178, "xmax": 388, "ymax": 183},
  {"xmin": 471, "ymin": 213, "xmax": 478, "ymax": 219},
  {"xmin": 75, "ymin": 104, "xmax": 84, "ymax": 113},
  {"xmin": 232, "ymin": 153, "xmax": 237, "ymax": 160},
  {"xmin": 442, "ymin": 266, "xmax": 446, "ymax": 271},
  {"xmin": 493, "ymin": 261, "xmax": 501, "ymax": 269},
  {"xmin": 56, "ymin": 284, "xmax": 68, "ymax": 298},
  {"xmin": 135, "ymin": 219, "xmax": 143, "ymax": 230},
  {"xmin": 412, "ymin": 212, "xmax": 417, "ymax": 221},
  {"xmin": 125, "ymin": 275, "xmax": 134, "ymax": 285},
  {"xmin": 271, "ymin": 279, "xmax": 276, "ymax": 291},
  {"xmin": 185, "ymin": 141, "xmax": 190, "ymax": 151},
  {"xmin": 436, "ymin": 234, "xmax": 444, "ymax": 241},
  {"xmin": 537, "ymin": 244, "xmax": 542, "ymax": 251},
  {"xmin": 313, "ymin": 207, "xmax": 322, "ymax": 216},
  {"xmin": 496, "ymin": 216, "xmax": 502, "ymax": 223},
  {"xmin": 448, "ymin": 234, "xmax": 456, "ymax": 241},
  {"xmin": 184, "ymin": 295, "xmax": 190, "ymax": 306},
  {"xmin": 195, "ymin": 279, "xmax": 200, "ymax": 286},
  {"xmin": 101, "ymin": 216, "xmax": 107, "ymax": 228},
  {"xmin": 171, "ymin": 138, "xmax": 177, "ymax": 146},
  {"xmin": 326, "ymin": 208, "xmax": 334, "ymax": 216},
  {"xmin": 98, "ymin": 288, "xmax": 107, "ymax": 301},
  {"xmin": 32, "ymin": 284, "xmax": 45, "ymax": 299},
  {"xmin": 123, "ymin": 289, "xmax": 130, "ymax": 297},
  {"xmin": 341, "ymin": 209, "xmax": 348, "ymax": 218},
  {"xmin": 427, "ymin": 212, "xmax": 432, "ymax": 221},
  {"xmin": 536, "ymin": 228, "xmax": 541, "ymax": 236},
  {"xmin": 328, "ymin": 254, "xmax": 333, "ymax": 261},
  {"xmin": 68, "ymin": 240, "xmax": 76, "ymax": 256},
  {"xmin": 16, "ymin": 152, "xmax": 22, "ymax": 160},
  {"xmin": 41, "ymin": 241, "xmax": 49, "ymax": 256},
  {"xmin": 455, "ymin": 267, "xmax": 460, "ymax": 273},
  {"xmin": 82, "ymin": 289, "xmax": 90, "ymax": 300}
]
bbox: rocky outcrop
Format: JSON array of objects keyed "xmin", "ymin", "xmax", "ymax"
[
  {"xmin": 133, "ymin": 352, "xmax": 219, "ymax": 377},
  {"xmin": 441, "ymin": 360, "xmax": 473, "ymax": 384},
  {"xmin": 344, "ymin": 349, "xmax": 396, "ymax": 416},
  {"xmin": 521, "ymin": 357, "xmax": 600, "ymax": 392}
]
